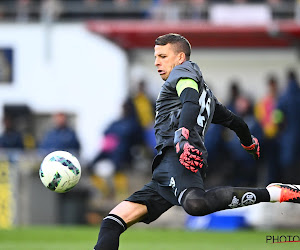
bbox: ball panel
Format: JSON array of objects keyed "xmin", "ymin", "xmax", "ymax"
[
  {"xmin": 47, "ymin": 171, "xmax": 62, "ymax": 191},
  {"xmin": 49, "ymin": 156, "xmax": 81, "ymax": 176}
]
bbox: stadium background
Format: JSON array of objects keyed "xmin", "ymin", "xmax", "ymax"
[{"xmin": 1, "ymin": 0, "xmax": 300, "ymax": 249}]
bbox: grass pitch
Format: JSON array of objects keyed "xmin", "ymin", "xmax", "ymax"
[{"xmin": 1, "ymin": 226, "xmax": 300, "ymax": 250}]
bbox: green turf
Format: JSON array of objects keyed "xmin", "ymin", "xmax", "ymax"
[{"xmin": 1, "ymin": 226, "xmax": 300, "ymax": 250}]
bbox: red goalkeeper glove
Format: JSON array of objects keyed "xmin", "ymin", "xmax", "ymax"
[
  {"xmin": 241, "ymin": 136, "xmax": 260, "ymax": 160},
  {"xmin": 174, "ymin": 127, "xmax": 203, "ymax": 173}
]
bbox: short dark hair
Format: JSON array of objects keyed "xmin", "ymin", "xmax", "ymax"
[{"xmin": 155, "ymin": 33, "xmax": 191, "ymax": 60}]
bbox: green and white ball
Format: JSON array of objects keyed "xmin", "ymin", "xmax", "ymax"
[{"xmin": 39, "ymin": 151, "xmax": 81, "ymax": 193}]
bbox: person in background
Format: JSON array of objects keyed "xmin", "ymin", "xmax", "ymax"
[
  {"xmin": 88, "ymin": 98, "xmax": 143, "ymax": 199},
  {"xmin": 132, "ymin": 80, "xmax": 156, "ymax": 154},
  {"xmin": 39, "ymin": 112, "xmax": 80, "ymax": 155},
  {"xmin": 274, "ymin": 69, "xmax": 300, "ymax": 183},
  {"xmin": 225, "ymin": 95, "xmax": 263, "ymax": 186},
  {"xmin": 0, "ymin": 116, "xmax": 24, "ymax": 150},
  {"xmin": 255, "ymin": 75, "xmax": 280, "ymax": 183},
  {"xmin": 226, "ymin": 80, "xmax": 241, "ymax": 114},
  {"xmin": 16, "ymin": 0, "xmax": 31, "ymax": 22},
  {"xmin": 40, "ymin": 0, "xmax": 63, "ymax": 22}
]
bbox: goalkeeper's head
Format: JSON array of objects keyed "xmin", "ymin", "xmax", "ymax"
[
  {"xmin": 155, "ymin": 33, "xmax": 191, "ymax": 60},
  {"xmin": 154, "ymin": 33, "xmax": 191, "ymax": 81}
]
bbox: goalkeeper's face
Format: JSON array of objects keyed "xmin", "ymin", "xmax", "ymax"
[{"xmin": 154, "ymin": 43, "xmax": 186, "ymax": 81}]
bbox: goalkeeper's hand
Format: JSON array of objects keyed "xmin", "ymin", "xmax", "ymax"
[
  {"xmin": 241, "ymin": 135, "xmax": 260, "ymax": 160},
  {"xmin": 174, "ymin": 127, "xmax": 203, "ymax": 173}
]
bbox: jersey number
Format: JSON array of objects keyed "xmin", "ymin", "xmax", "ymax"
[{"xmin": 197, "ymin": 89, "xmax": 211, "ymax": 135}]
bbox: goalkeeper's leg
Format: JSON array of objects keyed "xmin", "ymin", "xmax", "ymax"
[
  {"xmin": 182, "ymin": 184, "xmax": 300, "ymax": 216},
  {"xmin": 94, "ymin": 201, "xmax": 147, "ymax": 250},
  {"xmin": 181, "ymin": 186, "xmax": 270, "ymax": 216}
]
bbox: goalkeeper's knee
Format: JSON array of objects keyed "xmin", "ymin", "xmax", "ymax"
[
  {"xmin": 181, "ymin": 188, "xmax": 211, "ymax": 216},
  {"xmin": 181, "ymin": 186, "xmax": 270, "ymax": 217}
]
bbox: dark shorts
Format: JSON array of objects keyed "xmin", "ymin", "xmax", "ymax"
[{"xmin": 125, "ymin": 147, "xmax": 205, "ymax": 224}]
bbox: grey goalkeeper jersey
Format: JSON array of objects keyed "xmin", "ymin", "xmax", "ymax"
[{"xmin": 154, "ymin": 60, "xmax": 234, "ymax": 167}]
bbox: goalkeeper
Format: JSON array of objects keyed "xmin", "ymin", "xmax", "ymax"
[{"xmin": 93, "ymin": 33, "xmax": 300, "ymax": 250}]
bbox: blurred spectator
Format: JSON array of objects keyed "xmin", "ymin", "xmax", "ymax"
[
  {"xmin": 88, "ymin": 98, "xmax": 143, "ymax": 198},
  {"xmin": 205, "ymin": 80, "xmax": 246, "ymax": 187},
  {"xmin": 113, "ymin": 0, "xmax": 129, "ymax": 8},
  {"xmin": 255, "ymin": 75, "xmax": 280, "ymax": 184},
  {"xmin": 16, "ymin": 0, "xmax": 31, "ymax": 22},
  {"xmin": 225, "ymin": 95, "xmax": 263, "ymax": 186},
  {"xmin": 133, "ymin": 81, "xmax": 155, "ymax": 129},
  {"xmin": 40, "ymin": 0, "xmax": 63, "ymax": 23},
  {"xmin": 84, "ymin": 0, "xmax": 99, "ymax": 9},
  {"xmin": 204, "ymin": 123, "xmax": 226, "ymax": 188},
  {"xmin": 148, "ymin": 0, "xmax": 181, "ymax": 21},
  {"xmin": 0, "ymin": 50, "xmax": 12, "ymax": 83},
  {"xmin": 39, "ymin": 112, "xmax": 80, "ymax": 155},
  {"xmin": 0, "ymin": 4, "xmax": 4, "ymax": 20},
  {"xmin": 267, "ymin": 0, "xmax": 282, "ymax": 7},
  {"xmin": 226, "ymin": 80, "xmax": 241, "ymax": 113},
  {"xmin": 255, "ymin": 75, "xmax": 279, "ymax": 139},
  {"xmin": 38, "ymin": 112, "xmax": 82, "ymax": 225},
  {"xmin": 185, "ymin": 0, "xmax": 206, "ymax": 20},
  {"xmin": 275, "ymin": 69, "xmax": 300, "ymax": 183},
  {"xmin": 132, "ymin": 80, "xmax": 156, "ymax": 153},
  {"xmin": 0, "ymin": 116, "xmax": 24, "ymax": 150}
]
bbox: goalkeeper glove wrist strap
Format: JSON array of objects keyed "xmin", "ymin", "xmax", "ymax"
[{"xmin": 241, "ymin": 143, "xmax": 256, "ymax": 150}]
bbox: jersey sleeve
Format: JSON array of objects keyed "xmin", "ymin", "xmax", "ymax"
[
  {"xmin": 167, "ymin": 61, "xmax": 203, "ymax": 91},
  {"xmin": 176, "ymin": 78, "xmax": 199, "ymax": 96},
  {"xmin": 211, "ymin": 99, "xmax": 235, "ymax": 126},
  {"xmin": 212, "ymin": 98, "xmax": 252, "ymax": 146},
  {"xmin": 178, "ymin": 87, "xmax": 200, "ymax": 130}
]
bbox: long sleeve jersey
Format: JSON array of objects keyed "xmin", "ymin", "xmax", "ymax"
[{"xmin": 154, "ymin": 60, "xmax": 252, "ymax": 167}]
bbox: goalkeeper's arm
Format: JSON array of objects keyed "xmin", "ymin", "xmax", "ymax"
[
  {"xmin": 212, "ymin": 101, "xmax": 260, "ymax": 159},
  {"xmin": 174, "ymin": 79, "xmax": 203, "ymax": 172}
]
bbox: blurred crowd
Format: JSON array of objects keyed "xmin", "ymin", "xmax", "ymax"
[
  {"xmin": 205, "ymin": 69, "xmax": 300, "ymax": 189},
  {"xmin": 86, "ymin": 80, "xmax": 156, "ymax": 201},
  {"xmin": 0, "ymin": 111, "xmax": 81, "ymax": 155},
  {"xmin": 0, "ymin": 0, "xmax": 298, "ymax": 22},
  {"xmin": 1, "ymin": 69, "xmax": 300, "ymax": 191}
]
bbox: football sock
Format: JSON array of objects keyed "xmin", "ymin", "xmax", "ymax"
[
  {"xmin": 181, "ymin": 187, "xmax": 270, "ymax": 216},
  {"xmin": 94, "ymin": 214, "xmax": 127, "ymax": 250},
  {"xmin": 266, "ymin": 185, "xmax": 282, "ymax": 202}
]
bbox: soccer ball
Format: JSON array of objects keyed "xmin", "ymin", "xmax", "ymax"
[{"xmin": 39, "ymin": 151, "xmax": 81, "ymax": 193}]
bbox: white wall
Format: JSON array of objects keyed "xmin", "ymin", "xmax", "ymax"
[
  {"xmin": 0, "ymin": 23, "xmax": 128, "ymax": 160},
  {"xmin": 130, "ymin": 48, "xmax": 300, "ymax": 103}
]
